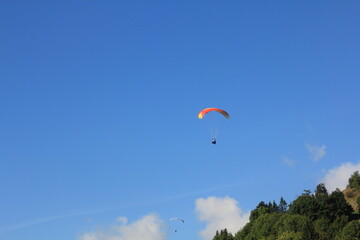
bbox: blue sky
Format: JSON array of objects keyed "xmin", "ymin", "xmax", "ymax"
[{"xmin": 1, "ymin": 1, "xmax": 360, "ymax": 239}]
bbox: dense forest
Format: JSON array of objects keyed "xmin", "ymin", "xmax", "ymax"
[{"xmin": 213, "ymin": 171, "xmax": 360, "ymax": 240}]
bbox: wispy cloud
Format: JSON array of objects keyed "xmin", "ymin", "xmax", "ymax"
[
  {"xmin": 195, "ymin": 196, "xmax": 250, "ymax": 240},
  {"xmin": 0, "ymin": 182, "xmax": 246, "ymax": 235},
  {"xmin": 283, "ymin": 157, "xmax": 295, "ymax": 167},
  {"xmin": 0, "ymin": 210, "xmax": 105, "ymax": 235},
  {"xmin": 305, "ymin": 144, "xmax": 326, "ymax": 162},
  {"xmin": 78, "ymin": 213, "xmax": 166, "ymax": 240},
  {"xmin": 321, "ymin": 161, "xmax": 360, "ymax": 192}
]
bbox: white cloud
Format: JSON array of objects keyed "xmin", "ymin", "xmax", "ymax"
[
  {"xmin": 78, "ymin": 213, "xmax": 166, "ymax": 240},
  {"xmin": 321, "ymin": 162, "xmax": 360, "ymax": 192},
  {"xmin": 195, "ymin": 196, "xmax": 250, "ymax": 240},
  {"xmin": 305, "ymin": 144, "xmax": 326, "ymax": 162}
]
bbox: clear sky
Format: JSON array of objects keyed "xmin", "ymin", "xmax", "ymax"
[{"xmin": 1, "ymin": 1, "xmax": 360, "ymax": 240}]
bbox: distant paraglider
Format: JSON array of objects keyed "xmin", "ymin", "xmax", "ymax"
[
  {"xmin": 198, "ymin": 108, "xmax": 229, "ymax": 144},
  {"xmin": 169, "ymin": 217, "xmax": 184, "ymax": 232}
]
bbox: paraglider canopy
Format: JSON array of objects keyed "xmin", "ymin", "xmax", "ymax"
[
  {"xmin": 198, "ymin": 108, "xmax": 230, "ymax": 119},
  {"xmin": 169, "ymin": 217, "xmax": 184, "ymax": 223},
  {"xmin": 169, "ymin": 218, "xmax": 184, "ymax": 232}
]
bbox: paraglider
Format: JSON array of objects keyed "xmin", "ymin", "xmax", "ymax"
[
  {"xmin": 198, "ymin": 108, "xmax": 230, "ymax": 119},
  {"xmin": 198, "ymin": 108, "xmax": 229, "ymax": 144},
  {"xmin": 169, "ymin": 217, "xmax": 184, "ymax": 232},
  {"xmin": 170, "ymin": 217, "xmax": 184, "ymax": 223}
]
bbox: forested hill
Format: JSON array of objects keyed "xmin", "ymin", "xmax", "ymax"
[{"xmin": 213, "ymin": 171, "xmax": 360, "ymax": 240}]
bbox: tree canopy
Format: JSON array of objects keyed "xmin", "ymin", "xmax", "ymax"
[
  {"xmin": 213, "ymin": 171, "xmax": 360, "ymax": 240},
  {"xmin": 348, "ymin": 171, "xmax": 360, "ymax": 190}
]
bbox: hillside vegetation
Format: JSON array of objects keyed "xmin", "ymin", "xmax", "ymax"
[
  {"xmin": 343, "ymin": 171, "xmax": 360, "ymax": 213},
  {"xmin": 344, "ymin": 188, "xmax": 360, "ymax": 212},
  {"xmin": 213, "ymin": 171, "xmax": 360, "ymax": 240}
]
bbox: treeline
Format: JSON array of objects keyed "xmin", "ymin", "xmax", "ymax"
[{"xmin": 213, "ymin": 171, "xmax": 360, "ymax": 240}]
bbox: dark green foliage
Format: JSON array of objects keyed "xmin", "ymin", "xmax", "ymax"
[
  {"xmin": 335, "ymin": 221, "xmax": 360, "ymax": 240},
  {"xmin": 348, "ymin": 171, "xmax": 360, "ymax": 189},
  {"xmin": 313, "ymin": 216, "xmax": 349, "ymax": 240},
  {"xmin": 235, "ymin": 213, "xmax": 316, "ymax": 240},
  {"xmin": 303, "ymin": 189, "xmax": 312, "ymax": 195},
  {"xmin": 330, "ymin": 215, "xmax": 349, "ymax": 238},
  {"xmin": 279, "ymin": 197, "xmax": 288, "ymax": 213},
  {"xmin": 234, "ymin": 222, "xmax": 252, "ymax": 240},
  {"xmin": 275, "ymin": 214, "xmax": 316, "ymax": 240},
  {"xmin": 242, "ymin": 213, "xmax": 282, "ymax": 240},
  {"xmin": 356, "ymin": 196, "xmax": 360, "ymax": 211},
  {"xmin": 288, "ymin": 191, "xmax": 320, "ymax": 221},
  {"xmin": 249, "ymin": 201, "xmax": 272, "ymax": 222},
  {"xmin": 249, "ymin": 198, "xmax": 287, "ymax": 222},
  {"xmin": 316, "ymin": 187, "xmax": 352, "ymax": 222},
  {"xmin": 214, "ymin": 175, "xmax": 359, "ymax": 240},
  {"xmin": 315, "ymin": 183, "xmax": 328, "ymax": 196},
  {"xmin": 270, "ymin": 200, "xmax": 279, "ymax": 212},
  {"xmin": 213, "ymin": 229, "xmax": 234, "ymax": 240},
  {"xmin": 289, "ymin": 186, "xmax": 353, "ymax": 222},
  {"xmin": 327, "ymin": 189, "xmax": 353, "ymax": 221},
  {"xmin": 277, "ymin": 231, "xmax": 303, "ymax": 240},
  {"xmin": 314, "ymin": 218, "xmax": 332, "ymax": 240},
  {"xmin": 214, "ymin": 231, "xmax": 220, "ymax": 240},
  {"xmin": 348, "ymin": 171, "xmax": 360, "ymax": 190}
]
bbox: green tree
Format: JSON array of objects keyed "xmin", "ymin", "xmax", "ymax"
[
  {"xmin": 279, "ymin": 197, "xmax": 288, "ymax": 213},
  {"xmin": 348, "ymin": 171, "xmax": 360, "ymax": 190},
  {"xmin": 315, "ymin": 183, "xmax": 328, "ymax": 197},
  {"xmin": 314, "ymin": 218, "xmax": 331, "ymax": 240},
  {"xmin": 356, "ymin": 196, "xmax": 360, "ymax": 212},
  {"xmin": 335, "ymin": 221, "xmax": 360, "ymax": 240},
  {"xmin": 277, "ymin": 231, "xmax": 303, "ymax": 240},
  {"xmin": 327, "ymin": 189, "xmax": 353, "ymax": 221},
  {"xmin": 303, "ymin": 189, "xmax": 312, "ymax": 195},
  {"xmin": 289, "ymin": 188, "xmax": 352, "ymax": 222},
  {"xmin": 315, "ymin": 188, "xmax": 353, "ymax": 222},
  {"xmin": 274, "ymin": 214, "xmax": 316, "ymax": 240},
  {"xmin": 314, "ymin": 184, "xmax": 331, "ymax": 221},
  {"xmin": 234, "ymin": 222, "xmax": 252, "ymax": 240},
  {"xmin": 243, "ymin": 213, "xmax": 282, "ymax": 240},
  {"xmin": 249, "ymin": 201, "xmax": 272, "ymax": 221},
  {"xmin": 289, "ymin": 192, "xmax": 320, "ymax": 221},
  {"xmin": 213, "ymin": 229, "xmax": 234, "ymax": 240},
  {"xmin": 225, "ymin": 229, "xmax": 234, "ymax": 240},
  {"xmin": 330, "ymin": 215, "xmax": 349, "ymax": 238},
  {"xmin": 249, "ymin": 199, "xmax": 285, "ymax": 222},
  {"xmin": 269, "ymin": 201, "xmax": 279, "ymax": 212},
  {"xmin": 216, "ymin": 180, "xmax": 358, "ymax": 240},
  {"xmin": 214, "ymin": 230, "xmax": 220, "ymax": 240}
]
